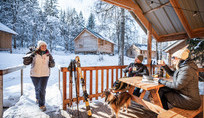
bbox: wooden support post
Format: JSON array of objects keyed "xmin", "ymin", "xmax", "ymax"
[
  {"xmin": 63, "ymin": 72, "xmax": 67, "ymax": 110},
  {"xmin": 21, "ymin": 69, "xmax": 23, "ymax": 96},
  {"xmin": 0, "ymin": 75, "xmax": 3, "ymax": 118},
  {"xmin": 147, "ymin": 23, "xmax": 152, "ymax": 74}
]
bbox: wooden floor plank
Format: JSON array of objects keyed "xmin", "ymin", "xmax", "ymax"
[{"xmin": 64, "ymin": 101, "xmax": 158, "ymax": 118}]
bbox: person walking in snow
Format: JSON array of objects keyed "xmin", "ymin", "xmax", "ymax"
[
  {"xmin": 158, "ymin": 47, "xmax": 201, "ymax": 110},
  {"xmin": 23, "ymin": 40, "xmax": 55, "ymax": 111}
]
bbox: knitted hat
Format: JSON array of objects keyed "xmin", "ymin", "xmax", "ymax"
[
  {"xmin": 172, "ymin": 47, "xmax": 190, "ymax": 60},
  {"xmin": 136, "ymin": 55, "xmax": 143, "ymax": 62},
  {"xmin": 37, "ymin": 40, "xmax": 47, "ymax": 49}
]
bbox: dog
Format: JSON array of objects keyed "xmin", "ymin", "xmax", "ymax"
[{"xmin": 101, "ymin": 89, "xmax": 132, "ymax": 118}]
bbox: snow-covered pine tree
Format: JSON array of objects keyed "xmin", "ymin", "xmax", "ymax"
[
  {"xmin": 87, "ymin": 13, "xmax": 96, "ymax": 30},
  {"xmin": 187, "ymin": 38, "xmax": 204, "ymax": 65}
]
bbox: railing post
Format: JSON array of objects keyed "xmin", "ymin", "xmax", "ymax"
[
  {"xmin": 63, "ymin": 72, "xmax": 67, "ymax": 110},
  {"xmin": 21, "ymin": 69, "xmax": 23, "ymax": 96},
  {"xmin": 0, "ymin": 75, "xmax": 3, "ymax": 118}
]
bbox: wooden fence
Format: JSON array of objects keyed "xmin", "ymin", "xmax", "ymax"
[
  {"xmin": 59, "ymin": 64, "xmax": 160, "ymax": 110},
  {"xmin": 0, "ymin": 65, "xmax": 26, "ymax": 118},
  {"xmin": 59, "ymin": 65, "xmax": 204, "ymax": 110}
]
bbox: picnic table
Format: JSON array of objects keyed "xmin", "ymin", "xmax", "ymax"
[{"xmin": 118, "ymin": 76, "xmax": 168, "ymax": 114}]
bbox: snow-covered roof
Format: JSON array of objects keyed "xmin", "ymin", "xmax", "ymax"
[
  {"xmin": 0, "ymin": 22, "xmax": 18, "ymax": 35},
  {"xmin": 163, "ymin": 40, "xmax": 185, "ymax": 53},
  {"xmin": 133, "ymin": 43, "xmax": 156, "ymax": 51},
  {"xmin": 86, "ymin": 28, "xmax": 115, "ymax": 44}
]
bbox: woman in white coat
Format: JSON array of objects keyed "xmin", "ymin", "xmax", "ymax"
[{"xmin": 23, "ymin": 40, "xmax": 55, "ymax": 111}]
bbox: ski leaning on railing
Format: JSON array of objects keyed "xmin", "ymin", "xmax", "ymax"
[{"xmin": 68, "ymin": 56, "xmax": 92, "ymax": 118}]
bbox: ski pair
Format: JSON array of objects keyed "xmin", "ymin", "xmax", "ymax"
[{"xmin": 68, "ymin": 56, "xmax": 92, "ymax": 118}]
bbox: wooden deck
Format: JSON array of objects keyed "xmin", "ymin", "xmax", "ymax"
[{"xmin": 61, "ymin": 101, "xmax": 158, "ymax": 118}]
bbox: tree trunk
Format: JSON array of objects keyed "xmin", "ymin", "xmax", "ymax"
[
  {"xmin": 119, "ymin": 8, "xmax": 125, "ymax": 65},
  {"xmin": 12, "ymin": 0, "xmax": 17, "ymax": 49}
]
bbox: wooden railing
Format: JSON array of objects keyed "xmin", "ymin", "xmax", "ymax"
[
  {"xmin": 0, "ymin": 65, "xmax": 26, "ymax": 118},
  {"xmin": 59, "ymin": 64, "xmax": 204, "ymax": 110}
]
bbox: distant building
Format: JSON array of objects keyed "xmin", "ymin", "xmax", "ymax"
[
  {"xmin": 74, "ymin": 28, "xmax": 114, "ymax": 54},
  {"xmin": 126, "ymin": 44, "xmax": 156, "ymax": 59},
  {"xmin": 0, "ymin": 22, "xmax": 18, "ymax": 53},
  {"xmin": 163, "ymin": 40, "xmax": 187, "ymax": 66}
]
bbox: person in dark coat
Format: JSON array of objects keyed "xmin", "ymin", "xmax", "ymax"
[
  {"xmin": 158, "ymin": 47, "xmax": 201, "ymax": 110},
  {"xmin": 23, "ymin": 40, "xmax": 55, "ymax": 111},
  {"xmin": 123, "ymin": 55, "xmax": 149, "ymax": 96}
]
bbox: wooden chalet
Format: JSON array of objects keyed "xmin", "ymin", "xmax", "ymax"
[
  {"xmin": 126, "ymin": 43, "xmax": 156, "ymax": 59},
  {"xmin": 74, "ymin": 28, "xmax": 114, "ymax": 54},
  {"xmin": 0, "ymin": 22, "xmax": 17, "ymax": 53}
]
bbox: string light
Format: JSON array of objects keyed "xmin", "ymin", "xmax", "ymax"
[
  {"xmin": 147, "ymin": 0, "xmax": 204, "ymax": 16},
  {"xmin": 193, "ymin": 11, "xmax": 198, "ymax": 17}
]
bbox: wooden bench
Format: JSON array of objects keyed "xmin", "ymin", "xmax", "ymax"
[{"xmin": 158, "ymin": 95, "xmax": 203, "ymax": 118}]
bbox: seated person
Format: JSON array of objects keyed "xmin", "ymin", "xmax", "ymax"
[
  {"xmin": 123, "ymin": 55, "xmax": 149, "ymax": 96},
  {"xmin": 158, "ymin": 48, "xmax": 201, "ymax": 110}
]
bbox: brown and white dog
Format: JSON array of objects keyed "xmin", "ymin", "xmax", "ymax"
[{"xmin": 101, "ymin": 89, "xmax": 132, "ymax": 118}]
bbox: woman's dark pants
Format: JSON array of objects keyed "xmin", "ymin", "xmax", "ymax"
[{"xmin": 31, "ymin": 76, "xmax": 49, "ymax": 107}]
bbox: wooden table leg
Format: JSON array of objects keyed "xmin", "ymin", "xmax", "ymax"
[
  {"xmin": 150, "ymin": 88, "xmax": 163, "ymax": 108},
  {"xmin": 128, "ymin": 85, "xmax": 135, "ymax": 95},
  {"xmin": 140, "ymin": 90, "xmax": 146, "ymax": 99}
]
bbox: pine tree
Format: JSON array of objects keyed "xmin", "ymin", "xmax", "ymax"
[
  {"xmin": 87, "ymin": 13, "xmax": 95, "ymax": 30},
  {"xmin": 187, "ymin": 38, "xmax": 204, "ymax": 65}
]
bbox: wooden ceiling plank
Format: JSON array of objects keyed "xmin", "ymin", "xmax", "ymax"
[{"xmin": 170, "ymin": 0, "xmax": 193, "ymax": 38}]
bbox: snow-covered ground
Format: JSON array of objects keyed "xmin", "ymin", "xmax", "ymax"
[{"xmin": 1, "ymin": 49, "xmax": 203, "ymax": 118}]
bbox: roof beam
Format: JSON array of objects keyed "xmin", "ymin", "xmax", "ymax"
[
  {"xmin": 144, "ymin": 1, "xmax": 170, "ymax": 15},
  {"xmin": 101, "ymin": 0, "xmax": 160, "ymax": 41},
  {"xmin": 192, "ymin": 28, "xmax": 204, "ymax": 38},
  {"xmin": 159, "ymin": 32, "xmax": 189, "ymax": 42},
  {"xmin": 170, "ymin": 0, "xmax": 193, "ymax": 38}
]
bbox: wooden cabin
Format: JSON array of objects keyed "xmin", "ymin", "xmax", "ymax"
[
  {"xmin": 74, "ymin": 28, "xmax": 114, "ymax": 54},
  {"xmin": 126, "ymin": 44, "xmax": 156, "ymax": 59},
  {"xmin": 0, "ymin": 22, "xmax": 17, "ymax": 53}
]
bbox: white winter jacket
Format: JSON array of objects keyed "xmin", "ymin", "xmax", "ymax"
[{"xmin": 30, "ymin": 54, "xmax": 50, "ymax": 77}]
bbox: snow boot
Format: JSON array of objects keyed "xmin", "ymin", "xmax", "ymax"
[{"xmin": 40, "ymin": 106, "xmax": 46, "ymax": 112}]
